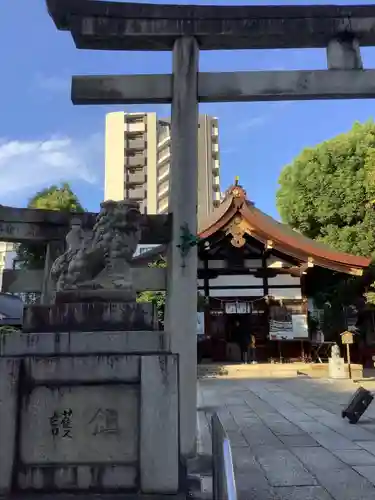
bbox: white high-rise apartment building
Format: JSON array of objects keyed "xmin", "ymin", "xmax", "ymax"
[{"xmin": 104, "ymin": 112, "xmax": 221, "ymax": 222}]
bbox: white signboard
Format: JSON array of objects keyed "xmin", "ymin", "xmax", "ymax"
[
  {"xmin": 237, "ymin": 302, "xmax": 250, "ymax": 314},
  {"xmin": 197, "ymin": 312, "xmax": 205, "ymax": 336},
  {"xmin": 225, "ymin": 303, "xmax": 237, "ymax": 314},
  {"xmin": 269, "ymin": 319, "xmax": 293, "ymax": 340},
  {"xmin": 292, "ymin": 314, "xmax": 309, "ymax": 339},
  {"xmin": 269, "ymin": 314, "xmax": 308, "ymax": 340},
  {"xmin": 225, "ymin": 302, "xmax": 251, "ymax": 314}
]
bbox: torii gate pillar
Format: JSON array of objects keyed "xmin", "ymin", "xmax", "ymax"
[{"xmin": 165, "ymin": 36, "xmax": 199, "ymax": 459}]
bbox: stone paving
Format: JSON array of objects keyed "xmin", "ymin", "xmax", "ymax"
[{"xmin": 197, "ymin": 376, "xmax": 375, "ymax": 500}]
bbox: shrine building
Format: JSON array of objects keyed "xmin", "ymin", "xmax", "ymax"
[{"xmin": 135, "ymin": 179, "xmax": 371, "ymax": 362}]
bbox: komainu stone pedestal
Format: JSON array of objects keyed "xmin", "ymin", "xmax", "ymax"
[
  {"xmin": 329, "ymin": 357, "xmax": 348, "ymax": 379},
  {"xmin": 0, "ymin": 199, "xmax": 181, "ymax": 495},
  {"xmin": 0, "ymin": 330, "xmax": 179, "ymax": 496}
]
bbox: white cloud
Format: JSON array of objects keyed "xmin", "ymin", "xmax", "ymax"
[
  {"xmin": 0, "ymin": 134, "xmax": 103, "ymax": 202},
  {"xmin": 237, "ymin": 115, "xmax": 269, "ymax": 130},
  {"xmin": 237, "ymin": 101, "xmax": 294, "ymax": 131},
  {"xmin": 34, "ymin": 74, "xmax": 70, "ymax": 93}
]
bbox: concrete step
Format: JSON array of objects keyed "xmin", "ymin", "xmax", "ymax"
[
  {"xmin": 297, "ymin": 362, "xmax": 363, "ymax": 379},
  {"xmin": 198, "ymin": 362, "xmax": 364, "ymax": 379},
  {"xmin": 198, "ymin": 363, "xmax": 299, "ymax": 379},
  {"xmin": 7, "ymin": 495, "xmax": 187, "ymax": 500}
]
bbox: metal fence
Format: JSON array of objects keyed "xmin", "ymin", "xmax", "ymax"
[{"xmin": 212, "ymin": 413, "xmax": 238, "ymax": 500}]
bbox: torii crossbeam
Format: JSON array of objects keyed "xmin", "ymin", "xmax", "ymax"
[{"xmin": 71, "ymin": 70, "xmax": 375, "ymax": 105}]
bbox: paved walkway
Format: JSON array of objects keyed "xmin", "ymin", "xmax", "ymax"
[{"xmin": 198, "ymin": 376, "xmax": 375, "ymax": 500}]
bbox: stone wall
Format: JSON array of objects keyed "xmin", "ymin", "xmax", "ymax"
[{"xmin": 0, "ymin": 331, "xmax": 179, "ymax": 495}]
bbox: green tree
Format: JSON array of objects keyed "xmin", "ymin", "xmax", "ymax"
[
  {"xmin": 277, "ymin": 121, "xmax": 375, "ymax": 314},
  {"xmin": 277, "ymin": 120, "xmax": 375, "ymax": 258},
  {"xmin": 137, "ymin": 257, "xmax": 167, "ymax": 326},
  {"xmin": 136, "ymin": 256, "xmax": 208, "ymax": 327},
  {"xmin": 17, "ymin": 183, "xmax": 85, "ymax": 269}
]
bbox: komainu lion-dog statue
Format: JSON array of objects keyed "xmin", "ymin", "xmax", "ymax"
[{"xmin": 50, "ymin": 200, "xmax": 142, "ymax": 301}]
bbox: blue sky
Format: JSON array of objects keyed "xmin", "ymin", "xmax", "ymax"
[{"xmin": 2, "ymin": 0, "xmax": 375, "ymax": 220}]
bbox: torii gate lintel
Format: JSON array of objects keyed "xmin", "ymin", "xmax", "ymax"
[{"xmin": 47, "ymin": 0, "xmax": 375, "ymax": 51}]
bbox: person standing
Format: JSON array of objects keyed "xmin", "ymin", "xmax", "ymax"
[
  {"xmin": 233, "ymin": 320, "xmax": 249, "ymax": 363},
  {"xmin": 239, "ymin": 329, "xmax": 250, "ymax": 363},
  {"xmin": 248, "ymin": 333, "xmax": 257, "ymax": 364}
]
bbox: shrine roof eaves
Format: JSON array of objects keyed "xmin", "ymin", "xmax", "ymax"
[
  {"xmin": 46, "ymin": 1, "xmax": 375, "ymax": 51},
  {"xmin": 198, "ymin": 188, "xmax": 372, "ymax": 272}
]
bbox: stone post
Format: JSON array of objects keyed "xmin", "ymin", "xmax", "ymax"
[
  {"xmin": 165, "ymin": 36, "xmax": 199, "ymax": 459},
  {"xmin": 326, "ymin": 36, "xmax": 363, "ymax": 70},
  {"xmin": 40, "ymin": 240, "xmax": 64, "ymax": 304}
]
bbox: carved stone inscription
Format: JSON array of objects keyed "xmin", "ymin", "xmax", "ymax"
[
  {"xmin": 89, "ymin": 408, "xmax": 120, "ymax": 436},
  {"xmin": 50, "ymin": 408, "xmax": 73, "ymax": 438},
  {"xmin": 21, "ymin": 386, "xmax": 139, "ymax": 464}
]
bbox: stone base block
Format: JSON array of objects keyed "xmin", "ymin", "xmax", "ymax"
[
  {"xmin": 23, "ymin": 302, "xmax": 155, "ymax": 333},
  {"xmin": 329, "ymin": 357, "xmax": 348, "ymax": 379},
  {"xmin": 0, "ymin": 353, "xmax": 179, "ymax": 495}
]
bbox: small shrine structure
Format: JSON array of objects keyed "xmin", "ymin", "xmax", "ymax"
[
  {"xmin": 196, "ymin": 179, "xmax": 371, "ymax": 361},
  {"xmin": 136, "ymin": 178, "xmax": 371, "ymax": 362}
]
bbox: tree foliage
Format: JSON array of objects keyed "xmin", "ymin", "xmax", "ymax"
[
  {"xmin": 0, "ymin": 325, "xmax": 21, "ymax": 335},
  {"xmin": 17, "ymin": 183, "xmax": 85, "ymax": 269},
  {"xmin": 27, "ymin": 183, "xmax": 84, "ymax": 212},
  {"xmin": 136, "ymin": 255, "xmax": 208, "ymax": 327},
  {"xmin": 277, "ymin": 120, "xmax": 375, "ymax": 258},
  {"xmin": 277, "ymin": 121, "xmax": 375, "ymax": 314},
  {"xmin": 137, "ymin": 257, "xmax": 167, "ymax": 326}
]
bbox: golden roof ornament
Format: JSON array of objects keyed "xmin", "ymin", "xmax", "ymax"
[{"xmin": 228, "ymin": 176, "xmax": 247, "ymax": 199}]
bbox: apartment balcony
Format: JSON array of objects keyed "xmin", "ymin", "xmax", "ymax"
[
  {"xmin": 212, "ymin": 159, "xmax": 220, "ymax": 175},
  {"xmin": 127, "ymin": 171, "xmax": 146, "ymax": 185},
  {"xmin": 157, "ymin": 135, "xmax": 171, "ymax": 149},
  {"xmin": 126, "ymin": 137, "xmax": 146, "ymax": 150},
  {"xmin": 213, "ymin": 176, "xmax": 220, "ymax": 190},
  {"xmin": 127, "ymin": 186, "xmax": 146, "ymax": 200},
  {"xmin": 138, "ymin": 200, "xmax": 147, "ymax": 215},
  {"xmin": 158, "ymin": 185, "xmax": 169, "ymax": 200},
  {"xmin": 157, "ymin": 167, "xmax": 170, "ymax": 183},
  {"xmin": 212, "ymin": 125, "xmax": 219, "ymax": 137},
  {"xmin": 158, "ymin": 205, "xmax": 169, "ymax": 214},
  {"xmin": 158, "ymin": 194, "xmax": 169, "ymax": 211},
  {"xmin": 158, "ymin": 149, "xmax": 171, "ymax": 165},
  {"xmin": 125, "ymin": 122, "xmax": 146, "ymax": 133},
  {"xmin": 125, "ymin": 154, "xmax": 147, "ymax": 167},
  {"xmin": 214, "ymin": 190, "xmax": 222, "ymax": 202},
  {"xmin": 212, "ymin": 143, "xmax": 219, "ymax": 154}
]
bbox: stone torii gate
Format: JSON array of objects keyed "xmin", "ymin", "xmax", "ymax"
[{"xmin": 46, "ymin": 0, "xmax": 375, "ymax": 459}]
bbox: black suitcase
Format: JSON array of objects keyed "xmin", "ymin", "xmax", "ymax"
[{"xmin": 342, "ymin": 387, "xmax": 374, "ymax": 424}]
